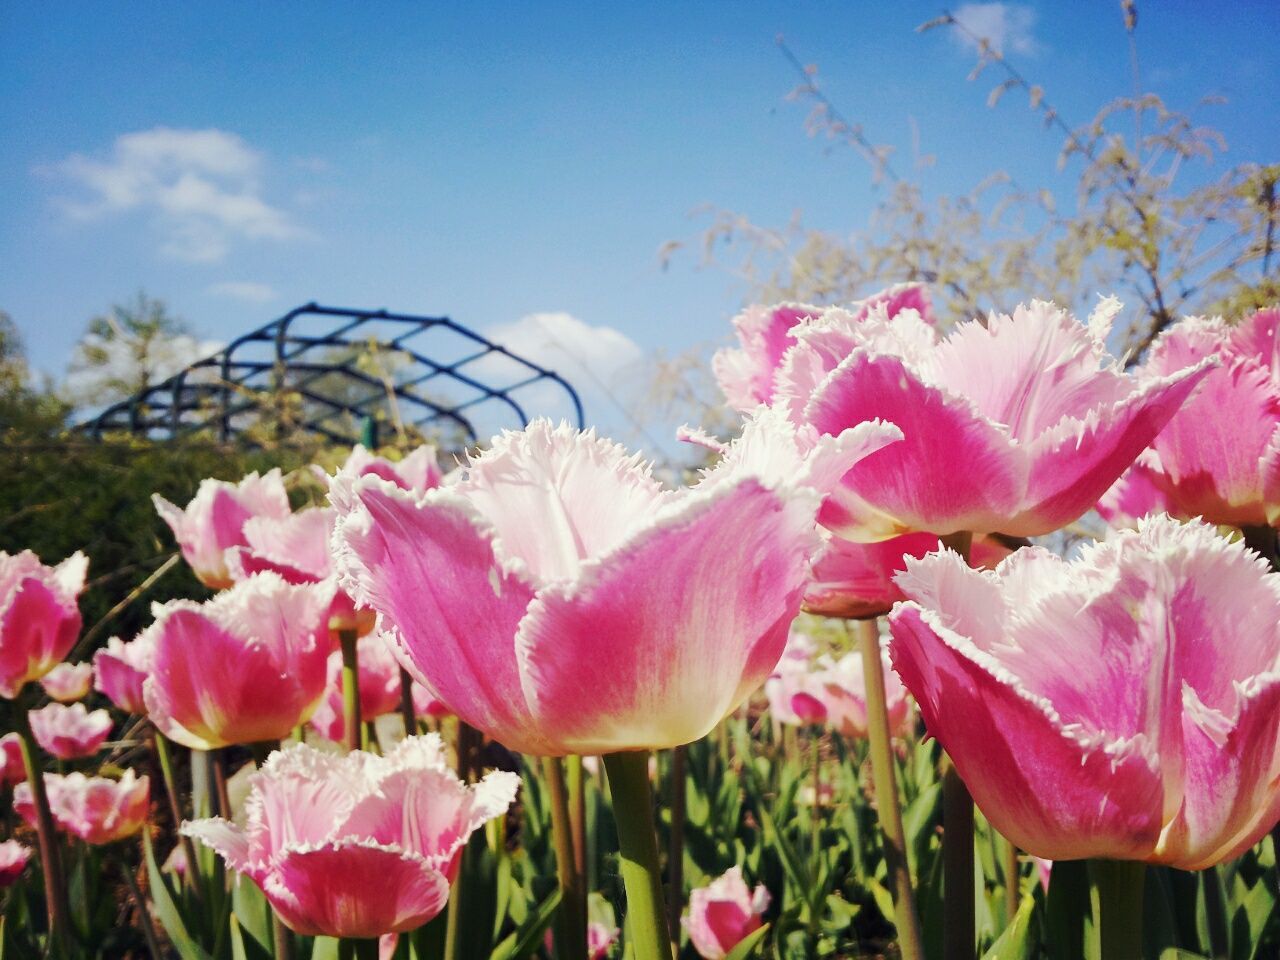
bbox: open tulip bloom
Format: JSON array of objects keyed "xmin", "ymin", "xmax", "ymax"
[
  {"xmin": 93, "ymin": 632, "xmax": 154, "ymax": 715},
  {"xmin": 682, "ymin": 866, "xmax": 771, "ymax": 960},
  {"xmin": 29, "ymin": 702, "xmax": 113, "ymax": 759},
  {"xmin": 0, "ymin": 550, "xmax": 87, "ymax": 699},
  {"xmin": 38, "ymin": 661, "xmax": 93, "ymax": 702},
  {"xmin": 183, "ymin": 735, "xmax": 519, "ymax": 939},
  {"xmin": 15, "ymin": 770, "xmax": 150, "ymax": 845},
  {"xmin": 890, "ymin": 514, "xmax": 1280, "ymax": 875},
  {"xmin": 0, "ymin": 840, "xmax": 31, "ymax": 887}
]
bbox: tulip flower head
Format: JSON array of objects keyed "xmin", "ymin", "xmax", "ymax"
[
  {"xmin": 0, "ymin": 550, "xmax": 87, "ymax": 698},
  {"xmin": 889, "ymin": 514, "xmax": 1280, "ymax": 868},
  {"xmin": 183, "ymin": 735, "xmax": 519, "ymax": 938},
  {"xmin": 752, "ymin": 292, "xmax": 1213, "ymax": 539},
  {"xmin": 331, "ymin": 416, "xmax": 901, "ymax": 755},
  {"xmin": 1096, "ymin": 451, "xmax": 1176, "ymax": 529},
  {"xmin": 39, "ymin": 661, "xmax": 93, "ymax": 702},
  {"xmin": 323, "ymin": 443, "xmax": 445, "ymax": 493},
  {"xmin": 766, "ymin": 644, "xmax": 910, "ymax": 739},
  {"xmin": 682, "ymin": 866, "xmax": 771, "ymax": 960},
  {"xmin": 1134, "ymin": 307, "xmax": 1280, "ymax": 528},
  {"xmin": 29, "ymin": 702, "xmax": 113, "ymax": 759},
  {"xmin": 0, "ymin": 733, "xmax": 25, "ymax": 786},
  {"xmin": 142, "ymin": 572, "xmax": 332, "ymax": 750},
  {"xmin": 153, "ymin": 470, "xmax": 291, "ymax": 588},
  {"xmin": 0, "ymin": 841, "xmax": 31, "ymax": 887},
  {"xmin": 226, "ymin": 507, "xmax": 375, "ymax": 636},
  {"xmin": 15, "ymin": 770, "xmax": 150, "ymax": 845},
  {"xmin": 93, "ymin": 631, "xmax": 155, "ymax": 715}
]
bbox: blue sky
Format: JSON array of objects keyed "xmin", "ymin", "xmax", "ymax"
[{"xmin": 3, "ymin": 1, "xmax": 1277, "ymax": 449}]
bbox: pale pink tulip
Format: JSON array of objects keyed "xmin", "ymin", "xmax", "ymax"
[
  {"xmin": 1095, "ymin": 451, "xmax": 1175, "ymax": 529},
  {"xmin": 889, "ymin": 514, "xmax": 1280, "ymax": 868},
  {"xmin": 309, "ymin": 632, "xmax": 442, "ymax": 742},
  {"xmin": 713, "ymin": 284, "xmax": 933, "ymax": 413},
  {"xmin": 764, "ymin": 653, "xmax": 829, "ymax": 727},
  {"xmin": 39, "ymin": 662, "xmax": 93, "ymax": 702},
  {"xmin": 183, "ymin": 735, "xmax": 519, "ymax": 938},
  {"xmin": 93, "ymin": 631, "xmax": 155, "ymax": 715},
  {"xmin": 0, "ymin": 550, "xmax": 87, "ymax": 698},
  {"xmin": 226, "ymin": 507, "xmax": 375, "ymax": 635},
  {"xmin": 682, "ymin": 866, "xmax": 771, "ymax": 960},
  {"xmin": 141, "ymin": 573, "xmax": 332, "ymax": 750},
  {"xmin": 0, "ymin": 733, "xmax": 25, "ymax": 785},
  {"xmin": 0, "ymin": 840, "xmax": 31, "ymax": 886},
  {"xmin": 153, "ymin": 470, "xmax": 291, "ymax": 588},
  {"xmin": 803, "ymin": 532, "xmax": 1011, "ymax": 620},
  {"xmin": 1134, "ymin": 308, "xmax": 1280, "ymax": 527},
  {"xmin": 818, "ymin": 650, "xmax": 911, "ymax": 740},
  {"xmin": 29, "ymin": 702, "xmax": 113, "ymax": 759},
  {"xmin": 758, "ymin": 293, "xmax": 1212, "ymax": 539},
  {"xmin": 15, "ymin": 770, "xmax": 150, "ymax": 845},
  {"xmin": 322, "ymin": 444, "xmax": 445, "ymax": 493},
  {"xmin": 331, "ymin": 416, "xmax": 900, "ymax": 755}
]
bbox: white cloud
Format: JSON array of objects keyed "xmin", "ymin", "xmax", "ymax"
[
  {"xmin": 951, "ymin": 3, "xmax": 1039, "ymax": 56},
  {"xmin": 47, "ymin": 127, "xmax": 309, "ymax": 262},
  {"xmin": 206, "ymin": 281, "xmax": 279, "ymax": 304}
]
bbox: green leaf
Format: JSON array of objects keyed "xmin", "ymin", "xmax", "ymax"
[
  {"xmin": 143, "ymin": 832, "xmax": 215, "ymax": 960},
  {"xmin": 231, "ymin": 875, "xmax": 272, "ymax": 956},
  {"xmin": 489, "ymin": 887, "xmax": 562, "ymax": 960},
  {"xmin": 981, "ymin": 887, "xmax": 1039, "ymax": 960},
  {"xmin": 310, "ymin": 937, "xmax": 341, "ymax": 960},
  {"xmin": 1230, "ymin": 876, "xmax": 1275, "ymax": 960},
  {"xmin": 229, "ymin": 913, "xmax": 271, "ymax": 960},
  {"xmin": 1044, "ymin": 859, "xmax": 1091, "ymax": 960},
  {"xmin": 723, "ymin": 923, "xmax": 772, "ymax": 960}
]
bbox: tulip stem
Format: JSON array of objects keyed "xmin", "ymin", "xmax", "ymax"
[
  {"xmin": 273, "ymin": 911, "xmax": 293, "ymax": 960},
  {"xmin": 14, "ymin": 704, "xmax": 70, "ymax": 955},
  {"xmin": 153, "ymin": 731, "xmax": 204, "ymax": 901},
  {"xmin": 121, "ymin": 855, "xmax": 164, "ymax": 960},
  {"xmin": 398, "ymin": 667, "xmax": 417, "ymax": 737},
  {"xmin": 337, "ymin": 938, "xmax": 379, "ymax": 960},
  {"xmin": 1005, "ymin": 838, "xmax": 1020, "ymax": 921},
  {"xmin": 603, "ymin": 750, "xmax": 672, "ymax": 960},
  {"xmin": 942, "ymin": 759, "xmax": 975, "ymax": 960},
  {"xmin": 1087, "ymin": 859, "xmax": 1145, "ymax": 959},
  {"xmin": 338, "ymin": 629, "xmax": 362, "ymax": 753},
  {"xmin": 567, "ymin": 754, "xmax": 587, "ymax": 884},
  {"xmin": 854, "ymin": 618, "xmax": 925, "ymax": 960},
  {"xmin": 667, "ymin": 745, "xmax": 686, "ymax": 951},
  {"xmin": 543, "ymin": 757, "xmax": 587, "ymax": 960}
]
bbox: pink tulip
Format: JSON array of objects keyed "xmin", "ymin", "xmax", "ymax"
[
  {"xmin": 1134, "ymin": 308, "xmax": 1280, "ymax": 527},
  {"xmin": 29, "ymin": 703, "xmax": 113, "ymax": 759},
  {"xmin": 153, "ymin": 470, "xmax": 291, "ymax": 588},
  {"xmin": 331, "ymin": 416, "xmax": 900, "ymax": 755},
  {"xmin": 141, "ymin": 572, "xmax": 332, "ymax": 750},
  {"xmin": 1095, "ymin": 451, "xmax": 1175, "ymax": 529},
  {"xmin": 755, "ymin": 293, "xmax": 1213, "ymax": 539},
  {"xmin": 0, "ymin": 550, "xmax": 87, "ymax": 698},
  {"xmin": 888, "ymin": 514, "xmax": 1280, "ymax": 868},
  {"xmin": 0, "ymin": 733, "xmax": 25, "ymax": 785},
  {"xmin": 15, "ymin": 770, "xmax": 150, "ymax": 845},
  {"xmin": 39, "ymin": 662, "xmax": 93, "ymax": 702},
  {"xmin": 682, "ymin": 866, "xmax": 771, "ymax": 960},
  {"xmin": 93, "ymin": 631, "xmax": 155, "ymax": 715},
  {"xmin": 0, "ymin": 840, "xmax": 32, "ymax": 886},
  {"xmin": 803, "ymin": 532, "xmax": 1012, "ymax": 620},
  {"xmin": 309, "ymin": 632, "xmax": 442, "ymax": 742},
  {"xmin": 818, "ymin": 650, "xmax": 911, "ymax": 740},
  {"xmin": 225, "ymin": 507, "xmax": 375, "ymax": 636},
  {"xmin": 182, "ymin": 735, "xmax": 519, "ymax": 938},
  {"xmin": 323, "ymin": 443, "xmax": 445, "ymax": 493},
  {"xmin": 713, "ymin": 284, "xmax": 933, "ymax": 413},
  {"xmin": 588, "ymin": 922, "xmax": 620, "ymax": 959},
  {"xmin": 764, "ymin": 654, "xmax": 829, "ymax": 727}
]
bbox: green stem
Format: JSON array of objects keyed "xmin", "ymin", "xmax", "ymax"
[
  {"xmin": 338, "ymin": 629, "xmax": 362, "ymax": 753},
  {"xmin": 153, "ymin": 731, "xmax": 204, "ymax": 901},
  {"xmin": 1087, "ymin": 860, "xmax": 1145, "ymax": 959},
  {"xmin": 273, "ymin": 911, "xmax": 293, "ymax": 960},
  {"xmin": 1005, "ymin": 838, "xmax": 1020, "ymax": 923},
  {"xmin": 603, "ymin": 751, "xmax": 671, "ymax": 960},
  {"xmin": 566, "ymin": 755, "xmax": 587, "ymax": 886},
  {"xmin": 212, "ymin": 749, "xmax": 232, "ymax": 819},
  {"xmin": 14, "ymin": 703, "xmax": 70, "ymax": 955},
  {"xmin": 543, "ymin": 758, "xmax": 587, "ymax": 960},
  {"xmin": 667, "ymin": 745, "xmax": 686, "ymax": 951},
  {"xmin": 854, "ymin": 618, "xmax": 925, "ymax": 960},
  {"xmin": 398, "ymin": 667, "xmax": 417, "ymax": 737},
  {"xmin": 337, "ymin": 937, "xmax": 380, "ymax": 960}
]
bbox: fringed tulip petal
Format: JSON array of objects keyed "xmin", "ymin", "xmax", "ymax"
[
  {"xmin": 15, "ymin": 771, "xmax": 150, "ymax": 845},
  {"xmin": 93, "ymin": 631, "xmax": 155, "ymax": 715},
  {"xmin": 39, "ymin": 662, "xmax": 93, "ymax": 702},
  {"xmin": 0, "ymin": 551, "xmax": 87, "ymax": 698},
  {"xmin": 683, "ymin": 866, "xmax": 771, "ymax": 960},
  {"xmin": 29, "ymin": 703, "xmax": 113, "ymax": 759}
]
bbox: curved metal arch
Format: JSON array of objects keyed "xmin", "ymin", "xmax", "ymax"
[{"xmin": 78, "ymin": 303, "xmax": 586, "ymax": 448}]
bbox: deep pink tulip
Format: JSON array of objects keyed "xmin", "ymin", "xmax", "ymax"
[
  {"xmin": 141, "ymin": 572, "xmax": 332, "ymax": 750},
  {"xmin": 153, "ymin": 470, "xmax": 291, "ymax": 588},
  {"xmin": 93, "ymin": 632, "xmax": 155, "ymax": 715},
  {"xmin": 15, "ymin": 770, "xmax": 150, "ymax": 845},
  {"xmin": 0, "ymin": 550, "xmax": 87, "ymax": 699},
  {"xmin": 39, "ymin": 662, "xmax": 93, "ymax": 702},
  {"xmin": 889, "ymin": 515, "xmax": 1280, "ymax": 868},
  {"xmin": 757, "ymin": 294, "xmax": 1212, "ymax": 539},
  {"xmin": 323, "ymin": 443, "xmax": 446, "ymax": 493},
  {"xmin": 1095, "ymin": 451, "xmax": 1175, "ymax": 529},
  {"xmin": 0, "ymin": 733, "xmax": 25, "ymax": 786},
  {"xmin": 1134, "ymin": 308, "xmax": 1280, "ymax": 527},
  {"xmin": 682, "ymin": 866, "xmax": 771, "ymax": 960},
  {"xmin": 713, "ymin": 284, "xmax": 933, "ymax": 413},
  {"xmin": 803, "ymin": 532, "xmax": 1011, "ymax": 620},
  {"xmin": 29, "ymin": 702, "xmax": 113, "ymax": 759},
  {"xmin": 0, "ymin": 841, "xmax": 31, "ymax": 886},
  {"xmin": 309, "ymin": 632, "xmax": 444, "ymax": 742},
  {"xmin": 226, "ymin": 507, "xmax": 375, "ymax": 636},
  {"xmin": 331, "ymin": 417, "xmax": 900, "ymax": 755},
  {"xmin": 183, "ymin": 735, "xmax": 519, "ymax": 938}
]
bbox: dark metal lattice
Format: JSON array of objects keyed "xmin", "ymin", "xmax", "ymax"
[{"xmin": 78, "ymin": 303, "xmax": 586, "ymax": 446}]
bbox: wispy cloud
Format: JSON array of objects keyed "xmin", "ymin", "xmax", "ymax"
[
  {"xmin": 950, "ymin": 3, "xmax": 1039, "ymax": 56},
  {"xmin": 46, "ymin": 127, "xmax": 310, "ymax": 262},
  {"xmin": 206, "ymin": 280, "xmax": 279, "ymax": 304}
]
